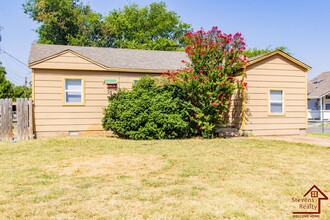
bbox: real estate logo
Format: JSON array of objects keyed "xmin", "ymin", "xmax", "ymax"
[{"xmin": 292, "ymin": 185, "xmax": 328, "ymax": 218}]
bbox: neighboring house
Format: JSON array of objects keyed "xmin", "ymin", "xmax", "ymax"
[
  {"xmin": 307, "ymin": 72, "xmax": 330, "ymax": 120},
  {"xmin": 29, "ymin": 44, "xmax": 311, "ymax": 137}
]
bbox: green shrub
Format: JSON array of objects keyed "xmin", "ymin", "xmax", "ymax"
[{"xmin": 102, "ymin": 76, "xmax": 190, "ymax": 140}]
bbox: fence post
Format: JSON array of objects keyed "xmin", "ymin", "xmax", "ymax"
[
  {"xmin": 4, "ymin": 99, "xmax": 8, "ymax": 141},
  {"xmin": 0, "ymin": 98, "xmax": 33, "ymax": 142},
  {"xmin": 321, "ymin": 110, "xmax": 324, "ymax": 134},
  {"xmin": 24, "ymin": 98, "xmax": 28, "ymax": 140},
  {"xmin": 20, "ymin": 98, "xmax": 26, "ymax": 141},
  {"xmin": 3, "ymin": 99, "xmax": 6, "ymax": 141},
  {"xmin": 28, "ymin": 98, "xmax": 33, "ymax": 139},
  {"xmin": 17, "ymin": 98, "xmax": 21, "ymax": 141},
  {"xmin": 8, "ymin": 99, "xmax": 13, "ymax": 141},
  {"xmin": 0, "ymin": 99, "xmax": 3, "ymax": 141}
]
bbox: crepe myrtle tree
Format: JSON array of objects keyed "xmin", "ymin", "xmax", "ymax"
[{"xmin": 162, "ymin": 27, "xmax": 248, "ymax": 138}]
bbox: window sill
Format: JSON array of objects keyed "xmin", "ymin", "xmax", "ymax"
[
  {"xmin": 62, "ymin": 103, "xmax": 85, "ymax": 106},
  {"xmin": 268, "ymin": 113, "xmax": 285, "ymax": 117}
]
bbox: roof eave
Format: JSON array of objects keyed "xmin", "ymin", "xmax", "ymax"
[
  {"xmin": 29, "ymin": 49, "xmax": 172, "ymax": 73},
  {"xmin": 308, "ymin": 91, "xmax": 330, "ymax": 99}
]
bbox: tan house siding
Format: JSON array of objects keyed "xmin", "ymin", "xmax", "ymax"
[
  {"xmin": 33, "ymin": 69, "xmax": 159, "ymax": 137},
  {"xmin": 243, "ymin": 54, "xmax": 308, "ymax": 135},
  {"xmin": 31, "ymin": 51, "xmax": 107, "ymax": 71},
  {"xmin": 29, "ymin": 45, "xmax": 310, "ymax": 137}
]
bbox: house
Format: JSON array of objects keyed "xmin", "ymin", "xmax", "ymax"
[
  {"xmin": 29, "ymin": 44, "xmax": 311, "ymax": 137},
  {"xmin": 307, "ymin": 72, "xmax": 330, "ymax": 120},
  {"xmin": 241, "ymin": 51, "xmax": 311, "ymax": 135}
]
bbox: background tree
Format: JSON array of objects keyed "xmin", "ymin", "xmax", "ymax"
[
  {"xmin": 0, "ymin": 62, "xmax": 32, "ymax": 100},
  {"xmin": 23, "ymin": 1, "xmax": 191, "ymax": 50},
  {"xmin": 0, "ymin": 63, "xmax": 14, "ymax": 98},
  {"xmin": 23, "ymin": 0, "xmax": 104, "ymax": 46},
  {"xmin": 243, "ymin": 46, "xmax": 290, "ymax": 57},
  {"xmin": 12, "ymin": 85, "xmax": 32, "ymax": 100},
  {"xmin": 102, "ymin": 2, "xmax": 191, "ymax": 50}
]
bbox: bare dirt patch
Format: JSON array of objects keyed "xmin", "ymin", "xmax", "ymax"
[{"xmin": 46, "ymin": 154, "xmax": 165, "ymax": 177}]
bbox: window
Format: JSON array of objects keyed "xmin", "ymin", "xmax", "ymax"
[
  {"xmin": 269, "ymin": 90, "xmax": 284, "ymax": 114},
  {"xmin": 311, "ymin": 191, "xmax": 318, "ymax": 197},
  {"xmin": 133, "ymin": 80, "xmax": 139, "ymax": 85},
  {"xmin": 326, "ymin": 104, "xmax": 330, "ymax": 110},
  {"xmin": 64, "ymin": 79, "xmax": 83, "ymax": 104},
  {"xmin": 326, "ymin": 95, "xmax": 330, "ymax": 110},
  {"xmin": 104, "ymin": 80, "xmax": 117, "ymax": 94}
]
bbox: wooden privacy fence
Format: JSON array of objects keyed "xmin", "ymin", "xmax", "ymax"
[{"xmin": 0, "ymin": 98, "xmax": 33, "ymax": 141}]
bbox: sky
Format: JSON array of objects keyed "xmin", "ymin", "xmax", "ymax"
[{"xmin": 1, "ymin": 0, "xmax": 330, "ymax": 85}]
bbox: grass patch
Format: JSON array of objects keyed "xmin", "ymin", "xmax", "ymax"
[
  {"xmin": 0, "ymin": 137, "xmax": 329, "ymax": 219},
  {"xmin": 307, "ymin": 132, "xmax": 330, "ymax": 139}
]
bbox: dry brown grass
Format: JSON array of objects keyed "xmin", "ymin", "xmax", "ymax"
[
  {"xmin": 0, "ymin": 137, "xmax": 329, "ymax": 219},
  {"xmin": 46, "ymin": 154, "xmax": 165, "ymax": 177}
]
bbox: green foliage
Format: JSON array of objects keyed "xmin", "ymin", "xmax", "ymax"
[
  {"xmin": 103, "ymin": 2, "xmax": 191, "ymax": 50},
  {"xmin": 102, "ymin": 76, "xmax": 190, "ymax": 140},
  {"xmin": 12, "ymin": 85, "xmax": 32, "ymax": 101},
  {"xmin": 0, "ymin": 65, "xmax": 14, "ymax": 99},
  {"xmin": 103, "ymin": 27, "xmax": 249, "ymax": 139},
  {"xmin": 243, "ymin": 46, "xmax": 290, "ymax": 58},
  {"xmin": 163, "ymin": 27, "xmax": 248, "ymax": 138},
  {"xmin": 0, "ymin": 63, "xmax": 32, "ymax": 100},
  {"xmin": 23, "ymin": 0, "xmax": 104, "ymax": 46},
  {"xmin": 23, "ymin": 1, "xmax": 191, "ymax": 50}
]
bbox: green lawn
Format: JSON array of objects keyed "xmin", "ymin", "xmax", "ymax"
[
  {"xmin": 0, "ymin": 137, "xmax": 329, "ymax": 219},
  {"xmin": 307, "ymin": 132, "xmax": 330, "ymax": 139}
]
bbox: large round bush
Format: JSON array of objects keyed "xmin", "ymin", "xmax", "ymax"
[{"xmin": 102, "ymin": 76, "xmax": 190, "ymax": 139}]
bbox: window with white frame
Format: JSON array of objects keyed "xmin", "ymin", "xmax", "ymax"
[
  {"xmin": 64, "ymin": 79, "xmax": 83, "ymax": 104},
  {"xmin": 269, "ymin": 90, "xmax": 284, "ymax": 114},
  {"xmin": 326, "ymin": 95, "xmax": 330, "ymax": 110}
]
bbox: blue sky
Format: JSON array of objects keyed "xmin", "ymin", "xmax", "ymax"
[{"xmin": 1, "ymin": 0, "xmax": 329, "ymax": 85}]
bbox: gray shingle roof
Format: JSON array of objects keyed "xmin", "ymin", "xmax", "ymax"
[
  {"xmin": 29, "ymin": 44, "xmax": 188, "ymax": 71},
  {"xmin": 248, "ymin": 54, "xmax": 264, "ymax": 61},
  {"xmin": 29, "ymin": 44, "xmax": 311, "ymax": 74},
  {"xmin": 308, "ymin": 72, "xmax": 330, "ymax": 98}
]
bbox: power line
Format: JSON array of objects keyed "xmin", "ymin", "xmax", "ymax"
[
  {"xmin": 5, "ymin": 69, "xmax": 25, "ymax": 80},
  {"xmin": 1, "ymin": 55, "xmax": 30, "ymax": 76},
  {"xmin": 5, "ymin": 69, "xmax": 31, "ymax": 82},
  {"xmin": 0, "ymin": 27, "xmax": 29, "ymax": 70},
  {"xmin": 1, "ymin": 50, "xmax": 29, "ymax": 68},
  {"xmin": 0, "ymin": 27, "xmax": 30, "ymax": 90},
  {"xmin": 4, "ymin": 71, "xmax": 22, "ymax": 84},
  {"xmin": 1, "ymin": 57, "xmax": 30, "ymax": 86}
]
